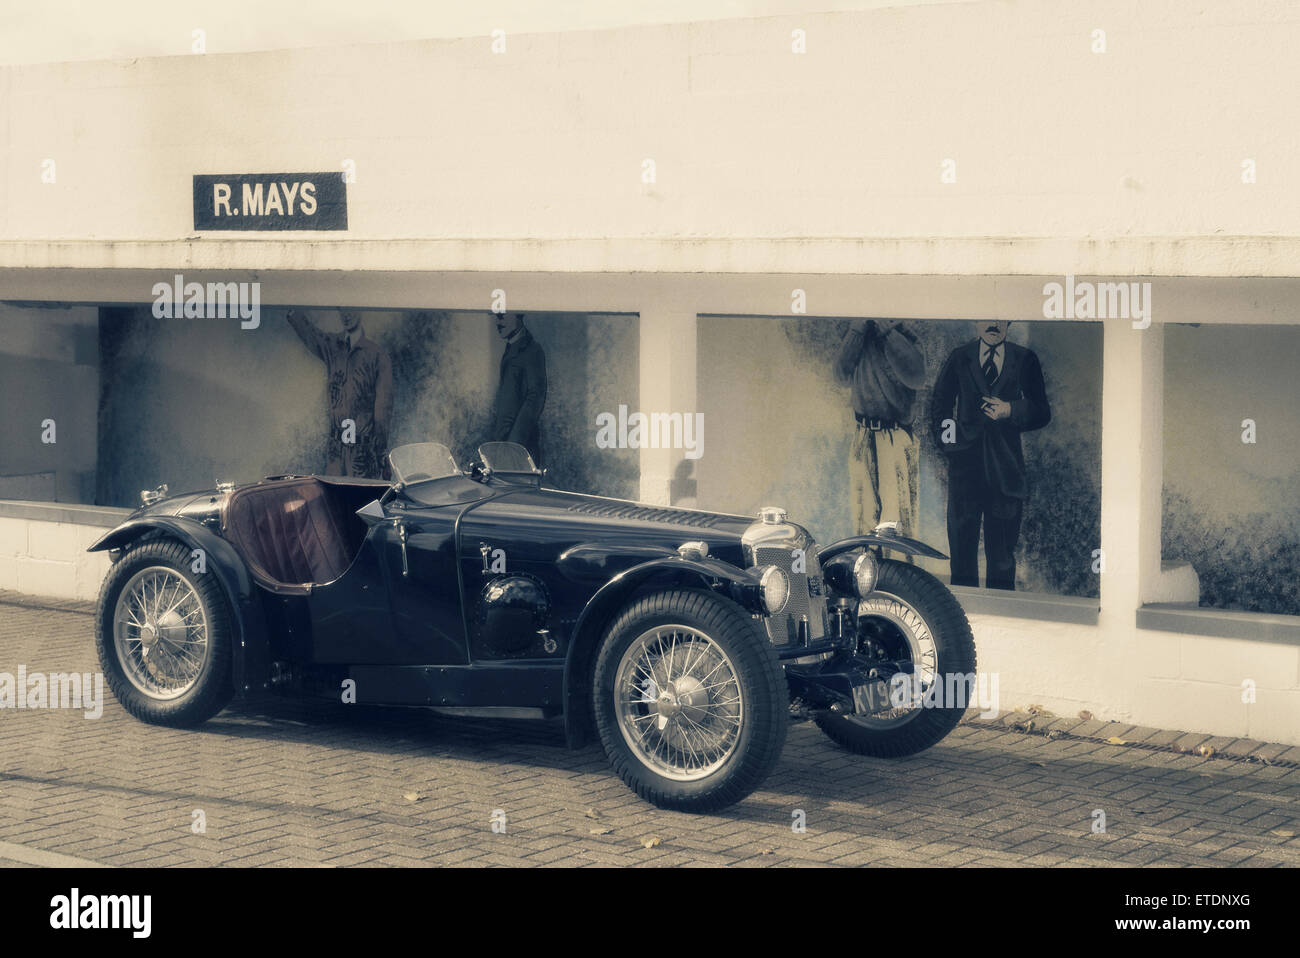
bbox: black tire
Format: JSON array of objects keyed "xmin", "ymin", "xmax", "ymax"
[
  {"xmin": 815, "ymin": 559, "xmax": 976, "ymax": 757},
  {"xmin": 593, "ymin": 589, "xmax": 788, "ymax": 812},
  {"xmin": 94, "ymin": 537, "xmax": 235, "ymax": 728}
]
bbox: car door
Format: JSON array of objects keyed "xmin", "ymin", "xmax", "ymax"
[
  {"xmin": 373, "ymin": 498, "xmax": 471, "ymax": 665},
  {"xmin": 305, "ymin": 523, "xmax": 396, "ymax": 664}
]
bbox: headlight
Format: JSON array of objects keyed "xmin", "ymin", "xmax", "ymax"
[
  {"xmin": 757, "ymin": 566, "xmax": 790, "ymax": 614},
  {"xmin": 853, "ymin": 551, "xmax": 879, "ymax": 597}
]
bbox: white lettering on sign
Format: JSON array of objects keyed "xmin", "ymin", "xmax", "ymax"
[
  {"xmin": 213, "ymin": 183, "xmax": 232, "ymax": 216},
  {"xmin": 223, "ymin": 180, "xmax": 317, "ymax": 218}
]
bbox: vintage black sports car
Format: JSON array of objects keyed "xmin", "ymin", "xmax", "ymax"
[{"xmin": 90, "ymin": 440, "xmax": 976, "ymax": 811}]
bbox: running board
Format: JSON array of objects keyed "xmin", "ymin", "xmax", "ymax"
[{"xmin": 428, "ymin": 706, "xmax": 550, "ymax": 720}]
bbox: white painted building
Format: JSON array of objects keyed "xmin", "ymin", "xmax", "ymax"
[{"xmin": 1, "ymin": 0, "xmax": 1298, "ymax": 743}]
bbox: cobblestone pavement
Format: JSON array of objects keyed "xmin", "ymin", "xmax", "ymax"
[{"xmin": 2, "ymin": 595, "xmax": 1299, "ymax": 867}]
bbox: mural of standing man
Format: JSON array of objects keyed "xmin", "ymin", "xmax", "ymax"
[
  {"xmin": 285, "ymin": 308, "xmax": 393, "ymax": 479},
  {"xmin": 930, "ymin": 320, "xmax": 1051, "ymax": 590},
  {"xmin": 490, "ymin": 312, "xmax": 548, "ymax": 464},
  {"xmin": 834, "ymin": 318, "xmax": 928, "ymax": 538}
]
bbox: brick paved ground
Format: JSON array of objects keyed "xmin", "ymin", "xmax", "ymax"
[{"xmin": 1, "ymin": 595, "xmax": 1298, "ymax": 867}]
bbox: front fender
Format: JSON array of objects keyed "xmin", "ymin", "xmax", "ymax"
[
  {"xmin": 818, "ymin": 533, "xmax": 948, "ymax": 563},
  {"xmin": 560, "ymin": 554, "xmax": 766, "ymax": 748},
  {"xmin": 89, "ymin": 517, "xmax": 270, "ymax": 697}
]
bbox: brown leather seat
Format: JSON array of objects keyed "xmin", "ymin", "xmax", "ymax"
[{"xmin": 224, "ymin": 478, "xmax": 357, "ymax": 590}]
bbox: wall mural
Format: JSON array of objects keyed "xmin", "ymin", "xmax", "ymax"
[
  {"xmin": 696, "ymin": 317, "xmax": 1102, "ymax": 598},
  {"xmin": 1163, "ymin": 324, "xmax": 1300, "ymax": 616},
  {"xmin": 96, "ymin": 308, "xmax": 638, "ymax": 508},
  {"xmin": 70, "ymin": 309, "xmax": 1300, "ymax": 613}
]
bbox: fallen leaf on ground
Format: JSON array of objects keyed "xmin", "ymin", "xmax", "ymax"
[
  {"xmin": 589, "ymin": 826, "xmax": 613, "ymax": 836},
  {"xmin": 758, "ymin": 848, "xmax": 775, "ymax": 856},
  {"xmin": 1270, "ymin": 829, "xmax": 1295, "ymax": 839},
  {"xmin": 584, "ymin": 807, "xmax": 600, "ymax": 819},
  {"xmin": 1105, "ymin": 736, "xmax": 1129, "ymax": 746},
  {"xmin": 403, "ymin": 792, "xmax": 423, "ymax": 803},
  {"xmin": 640, "ymin": 836, "xmax": 662, "ymax": 849},
  {"xmin": 1078, "ymin": 710, "xmax": 1093, "ymax": 721}
]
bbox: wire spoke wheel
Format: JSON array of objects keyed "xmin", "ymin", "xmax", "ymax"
[
  {"xmin": 112, "ymin": 565, "xmax": 209, "ymax": 700},
  {"xmin": 815, "ymin": 559, "xmax": 976, "ymax": 758},
  {"xmin": 596, "ymin": 590, "xmax": 787, "ymax": 810},
  {"xmin": 849, "ymin": 590, "xmax": 938, "ymax": 728},
  {"xmin": 614, "ymin": 625, "xmax": 744, "ymax": 782}
]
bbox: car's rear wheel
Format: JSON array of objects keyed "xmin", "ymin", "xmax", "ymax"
[
  {"xmin": 593, "ymin": 589, "xmax": 788, "ymax": 812},
  {"xmin": 95, "ymin": 538, "xmax": 234, "ymax": 727},
  {"xmin": 815, "ymin": 558, "xmax": 976, "ymax": 757}
]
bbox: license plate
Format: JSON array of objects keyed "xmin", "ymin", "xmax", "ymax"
[{"xmin": 850, "ymin": 676, "xmax": 894, "ymax": 715}]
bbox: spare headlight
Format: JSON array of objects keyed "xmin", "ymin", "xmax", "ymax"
[
  {"xmin": 853, "ymin": 551, "xmax": 879, "ymax": 598},
  {"xmin": 757, "ymin": 566, "xmax": 790, "ymax": 615}
]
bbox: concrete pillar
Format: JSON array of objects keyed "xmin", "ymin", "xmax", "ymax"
[
  {"xmin": 637, "ymin": 306, "xmax": 698, "ymax": 506},
  {"xmin": 1098, "ymin": 317, "xmax": 1165, "ymax": 629}
]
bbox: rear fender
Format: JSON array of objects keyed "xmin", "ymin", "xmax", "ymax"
[
  {"xmin": 560, "ymin": 554, "xmax": 765, "ymax": 748},
  {"xmin": 89, "ymin": 518, "xmax": 270, "ymax": 697}
]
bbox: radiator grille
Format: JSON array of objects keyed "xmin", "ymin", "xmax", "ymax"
[{"xmin": 755, "ymin": 545, "xmax": 826, "ymax": 645}]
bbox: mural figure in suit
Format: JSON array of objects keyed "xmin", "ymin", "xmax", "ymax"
[
  {"xmin": 286, "ymin": 308, "xmax": 393, "ymax": 479},
  {"xmin": 930, "ymin": 321, "xmax": 1051, "ymax": 590},
  {"xmin": 834, "ymin": 318, "xmax": 928, "ymax": 539},
  {"xmin": 490, "ymin": 312, "xmax": 548, "ymax": 465}
]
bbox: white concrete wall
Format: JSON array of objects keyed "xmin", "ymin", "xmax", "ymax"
[
  {"xmin": 2, "ymin": 0, "xmax": 1298, "ymax": 250},
  {"xmin": 0, "ymin": 1, "xmax": 967, "ymax": 68},
  {"xmin": 0, "ymin": 516, "xmax": 112, "ymax": 602},
  {"xmin": 974, "ymin": 614, "xmax": 1300, "ymax": 747}
]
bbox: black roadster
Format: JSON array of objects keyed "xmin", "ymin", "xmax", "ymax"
[{"xmin": 90, "ymin": 441, "xmax": 976, "ymax": 811}]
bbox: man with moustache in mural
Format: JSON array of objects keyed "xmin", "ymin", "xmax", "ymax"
[
  {"xmin": 490, "ymin": 312, "xmax": 548, "ymax": 465},
  {"xmin": 930, "ymin": 320, "xmax": 1052, "ymax": 590},
  {"xmin": 834, "ymin": 318, "xmax": 928, "ymax": 542},
  {"xmin": 286, "ymin": 308, "xmax": 393, "ymax": 479}
]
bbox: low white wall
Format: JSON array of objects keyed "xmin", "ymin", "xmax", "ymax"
[
  {"xmin": 0, "ymin": 515, "xmax": 114, "ymax": 603},
  {"xmin": 975, "ymin": 615, "xmax": 1300, "ymax": 748}
]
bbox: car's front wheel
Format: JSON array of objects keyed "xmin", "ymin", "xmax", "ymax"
[
  {"xmin": 593, "ymin": 589, "xmax": 788, "ymax": 812},
  {"xmin": 95, "ymin": 537, "xmax": 234, "ymax": 727},
  {"xmin": 815, "ymin": 558, "xmax": 976, "ymax": 757}
]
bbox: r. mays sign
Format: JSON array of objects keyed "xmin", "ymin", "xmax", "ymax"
[{"xmin": 193, "ymin": 173, "xmax": 347, "ymax": 230}]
